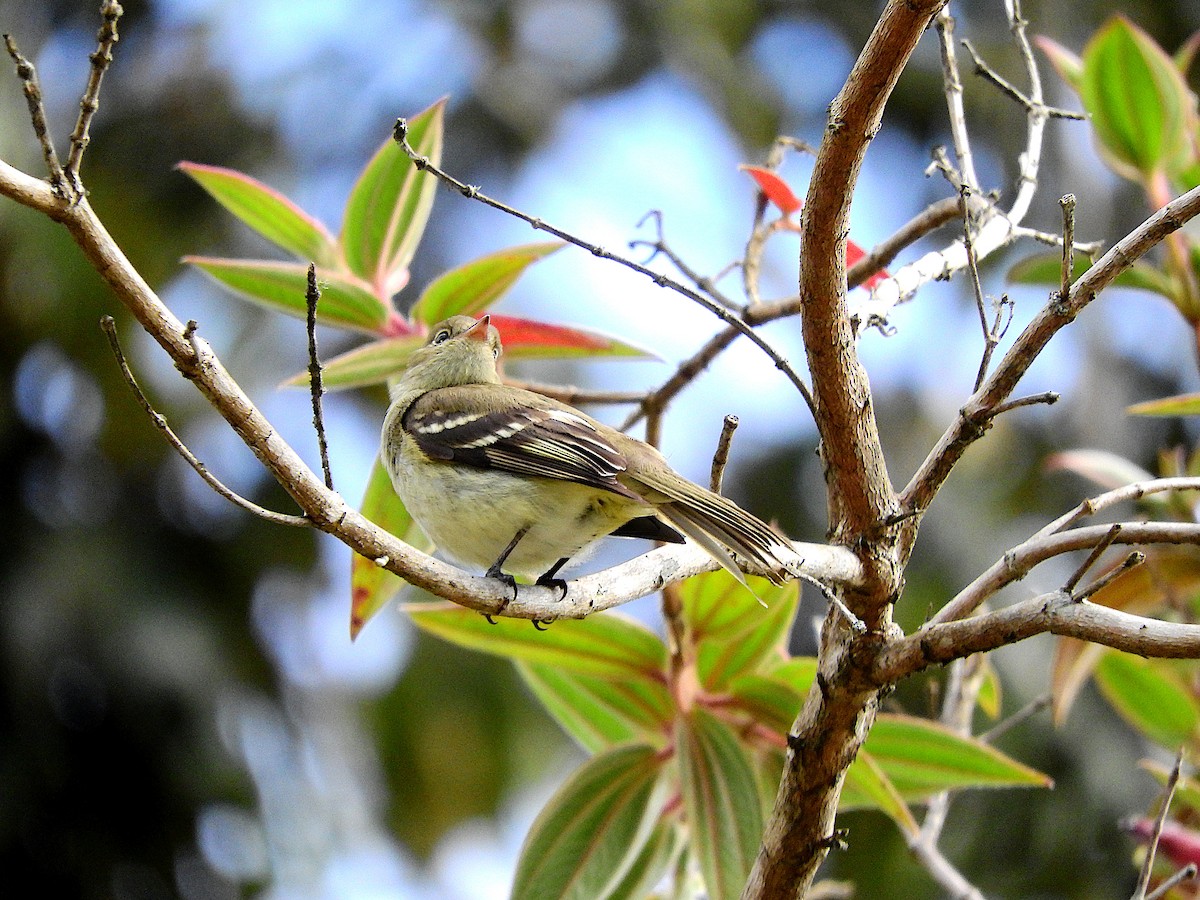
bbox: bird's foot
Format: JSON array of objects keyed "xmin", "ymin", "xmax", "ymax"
[{"xmin": 535, "ymin": 573, "xmax": 568, "ymax": 601}]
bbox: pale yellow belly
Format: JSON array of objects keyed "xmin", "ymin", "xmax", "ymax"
[{"xmin": 392, "ymin": 459, "xmax": 649, "ymax": 579}]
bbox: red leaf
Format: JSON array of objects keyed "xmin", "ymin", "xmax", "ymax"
[
  {"xmin": 1125, "ymin": 818, "xmax": 1200, "ymax": 868},
  {"xmin": 847, "ymin": 239, "xmax": 889, "ymax": 289},
  {"xmin": 488, "ymin": 315, "xmax": 653, "ymax": 358},
  {"xmin": 738, "ymin": 165, "xmax": 802, "ymax": 216}
]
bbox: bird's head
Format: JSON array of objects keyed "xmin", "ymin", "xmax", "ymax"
[{"xmin": 398, "ymin": 315, "xmax": 503, "ymax": 392}]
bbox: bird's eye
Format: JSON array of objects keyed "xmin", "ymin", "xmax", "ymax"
[
  {"xmin": 432, "ymin": 329, "xmax": 451, "ymax": 344},
  {"xmin": 492, "ymin": 346, "xmax": 500, "ymax": 360}
]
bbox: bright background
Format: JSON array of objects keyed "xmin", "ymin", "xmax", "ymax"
[{"xmin": 2, "ymin": 1, "xmax": 1199, "ymax": 897}]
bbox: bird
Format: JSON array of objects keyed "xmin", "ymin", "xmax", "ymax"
[{"xmin": 380, "ymin": 314, "xmax": 801, "ymax": 595}]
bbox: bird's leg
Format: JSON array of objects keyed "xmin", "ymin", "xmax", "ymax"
[
  {"xmin": 486, "ymin": 526, "xmax": 529, "ymax": 604},
  {"xmin": 535, "ymin": 557, "xmax": 570, "ymax": 600}
]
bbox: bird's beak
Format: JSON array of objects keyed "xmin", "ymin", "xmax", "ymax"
[{"xmin": 465, "ymin": 315, "xmax": 491, "ymax": 343}]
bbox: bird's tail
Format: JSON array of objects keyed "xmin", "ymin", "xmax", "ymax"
[{"xmin": 637, "ymin": 472, "xmax": 802, "ymax": 587}]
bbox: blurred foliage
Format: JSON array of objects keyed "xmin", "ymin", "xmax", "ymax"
[{"xmin": 2, "ymin": 0, "xmax": 1200, "ymax": 898}]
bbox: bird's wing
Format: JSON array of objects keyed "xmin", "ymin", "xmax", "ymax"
[{"xmin": 403, "ymin": 388, "xmax": 644, "ymax": 501}]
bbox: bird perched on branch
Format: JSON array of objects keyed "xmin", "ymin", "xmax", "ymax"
[{"xmin": 381, "ymin": 314, "xmax": 802, "ymax": 594}]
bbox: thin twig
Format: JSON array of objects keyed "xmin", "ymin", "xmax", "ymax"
[
  {"xmin": 626, "ymin": 195, "xmax": 961, "ymax": 432},
  {"xmin": 1145, "ymin": 864, "xmax": 1197, "ymax": 900},
  {"xmin": 960, "ymin": 185, "xmax": 1000, "ymax": 390},
  {"xmin": 1010, "ymin": 223, "xmax": 1103, "ymax": 256},
  {"xmin": 305, "ymin": 265, "xmax": 334, "ymax": 490},
  {"xmin": 503, "ymin": 377, "xmax": 648, "ymax": 406},
  {"xmin": 799, "ymin": 572, "xmax": 866, "ymax": 634},
  {"xmin": 1062, "ymin": 523, "xmax": 1122, "ymax": 592},
  {"xmin": 1060, "ymin": 194, "xmax": 1077, "ymax": 302},
  {"xmin": 961, "ymin": 37, "xmax": 1084, "ymax": 121},
  {"xmin": 1074, "ymin": 551, "xmax": 1144, "ymax": 603},
  {"xmin": 1133, "ymin": 748, "xmax": 1186, "ymax": 900},
  {"xmin": 710, "ymin": 414, "xmax": 739, "ymax": 493},
  {"xmin": 900, "ymin": 182, "xmax": 1200, "ymax": 527},
  {"xmin": 3, "ymin": 33, "xmax": 72, "ymax": 201},
  {"xmin": 981, "ymin": 390, "xmax": 1058, "ymax": 420},
  {"xmin": 936, "ymin": 8, "xmax": 980, "ymax": 191},
  {"xmin": 100, "ymin": 315, "xmax": 310, "ymax": 528},
  {"xmin": 65, "ymin": 0, "xmax": 123, "ymax": 194},
  {"xmin": 631, "ymin": 210, "xmax": 742, "ymax": 312},
  {"xmin": 978, "ymin": 693, "xmax": 1050, "ymax": 743},
  {"xmin": 1035, "ymin": 477, "xmax": 1200, "ymax": 540},
  {"xmin": 393, "ymin": 118, "xmax": 817, "ymax": 418}
]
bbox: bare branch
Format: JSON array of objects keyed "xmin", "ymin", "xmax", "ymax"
[
  {"xmin": 305, "ymin": 265, "xmax": 334, "ymax": 491},
  {"xmin": 710, "ymin": 414, "xmax": 739, "ymax": 493},
  {"xmin": 631, "ymin": 210, "xmax": 742, "ymax": 312},
  {"xmin": 3, "ymin": 34, "xmax": 73, "ymax": 201},
  {"xmin": 1062, "ymin": 522, "xmax": 1122, "ymax": 592},
  {"xmin": 1146, "ymin": 865, "xmax": 1197, "ymax": 900},
  {"xmin": 101, "ymin": 315, "xmax": 311, "ymax": 528},
  {"xmin": 64, "ymin": 0, "xmax": 123, "ymax": 193},
  {"xmin": 626, "ymin": 195, "xmax": 961, "ymax": 432},
  {"xmin": 874, "ymin": 590, "xmax": 1200, "ymax": 684},
  {"xmin": 935, "ymin": 521, "xmax": 1200, "ymax": 627},
  {"xmin": 1133, "ymin": 748, "xmax": 1186, "ymax": 900},
  {"xmin": 745, "ymin": 3, "xmax": 948, "ymax": 898},
  {"xmin": 1060, "ymin": 194, "xmax": 1077, "ymax": 302},
  {"xmin": 857, "ymin": 0, "xmax": 1071, "ymax": 331},
  {"xmin": 502, "ymin": 378, "xmax": 648, "ymax": 407},
  {"xmin": 980, "ymin": 390, "xmax": 1057, "ymax": 420},
  {"xmin": 1035, "ymin": 477, "xmax": 1200, "ymax": 539},
  {"xmin": 936, "ymin": 8, "xmax": 980, "ymax": 191},
  {"xmin": 977, "ymin": 693, "xmax": 1050, "ymax": 743},
  {"xmin": 900, "ymin": 184, "xmax": 1200, "ymax": 530},
  {"xmin": 1073, "ymin": 550, "xmax": 1144, "ymax": 602}
]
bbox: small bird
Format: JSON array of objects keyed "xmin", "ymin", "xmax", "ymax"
[{"xmin": 380, "ymin": 315, "xmax": 801, "ymax": 594}]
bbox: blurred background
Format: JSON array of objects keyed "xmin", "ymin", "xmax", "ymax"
[{"xmin": 2, "ymin": 0, "xmax": 1200, "ymax": 897}]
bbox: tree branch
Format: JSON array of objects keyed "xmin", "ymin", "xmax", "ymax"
[
  {"xmin": 873, "ymin": 590, "xmax": 1200, "ymax": 685},
  {"xmin": 743, "ymin": 4, "xmax": 947, "ymax": 899},
  {"xmin": 900, "ymin": 184, "xmax": 1200, "ymax": 530}
]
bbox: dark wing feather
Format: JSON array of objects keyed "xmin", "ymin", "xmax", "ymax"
[{"xmin": 403, "ymin": 391, "xmax": 644, "ymax": 501}]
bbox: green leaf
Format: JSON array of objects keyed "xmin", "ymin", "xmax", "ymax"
[
  {"xmin": 409, "ymin": 242, "xmax": 564, "ymax": 324},
  {"xmin": 407, "ymin": 604, "xmax": 668, "ymax": 679},
  {"xmin": 1094, "ymin": 651, "xmax": 1200, "ymax": 750},
  {"xmin": 677, "ymin": 709, "xmax": 762, "ymax": 899},
  {"xmin": 1007, "ymin": 252, "xmax": 1181, "ymax": 302},
  {"xmin": 351, "ymin": 456, "xmax": 430, "ymax": 638},
  {"xmin": 185, "ymin": 257, "xmax": 388, "ymax": 333},
  {"xmin": 682, "ymin": 568, "xmax": 800, "ymax": 690},
  {"xmin": 602, "ymin": 821, "xmax": 682, "ymax": 900},
  {"xmin": 1128, "ymin": 393, "xmax": 1200, "ymax": 417},
  {"xmin": 843, "ymin": 749, "xmax": 919, "ymax": 836},
  {"xmin": 726, "ymin": 657, "xmax": 817, "ymax": 734},
  {"xmin": 511, "ymin": 744, "xmax": 666, "ymax": 900},
  {"xmin": 178, "ymin": 161, "xmax": 339, "ymax": 266},
  {"xmin": 283, "ymin": 335, "xmax": 425, "ymax": 391},
  {"xmin": 976, "ymin": 658, "xmax": 1003, "ymax": 720},
  {"xmin": 341, "ymin": 99, "xmax": 445, "ymax": 293},
  {"xmin": 838, "ymin": 714, "xmax": 1051, "ymax": 809},
  {"xmin": 491, "ymin": 314, "xmax": 655, "ymax": 361},
  {"xmin": 1080, "ymin": 16, "xmax": 1197, "ymax": 180},
  {"xmin": 517, "ymin": 661, "xmax": 674, "ymax": 753}
]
